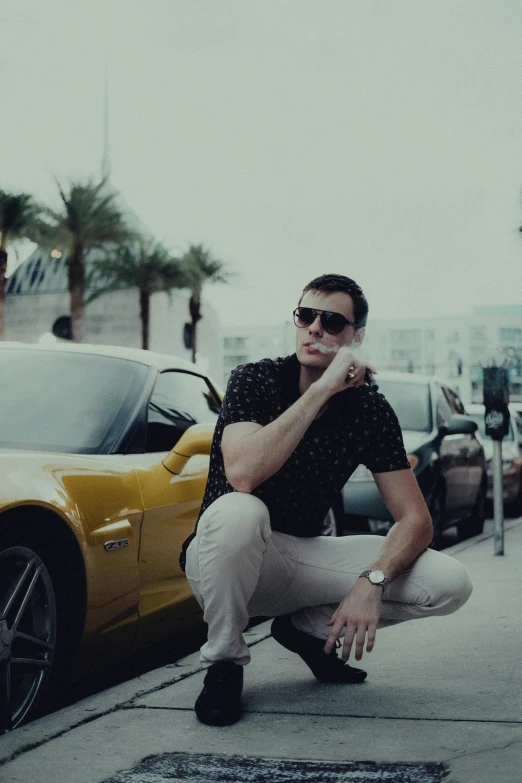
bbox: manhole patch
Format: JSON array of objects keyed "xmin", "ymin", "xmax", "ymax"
[{"xmin": 102, "ymin": 751, "xmax": 449, "ymax": 783}]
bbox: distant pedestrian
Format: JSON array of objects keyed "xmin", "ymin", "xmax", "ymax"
[{"xmin": 179, "ymin": 273, "xmax": 473, "ymax": 726}]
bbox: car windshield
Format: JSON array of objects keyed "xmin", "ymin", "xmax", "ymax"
[
  {"xmin": 375, "ymin": 379, "xmax": 432, "ymax": 432},
  {"xmin": 0, "ymin": 349, "xmax": 149, "ymax": 453},
  {"xmin": 466, "ymin": 413, "xmax": 514, "ymax": 441}
]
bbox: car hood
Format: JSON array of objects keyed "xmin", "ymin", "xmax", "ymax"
[{"xmin": 401, "ymin": 430, "xmax": 432, "ymax": 453}]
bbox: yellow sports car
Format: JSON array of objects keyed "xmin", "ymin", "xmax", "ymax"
[{"xmin": 0, "ymin": 341, "xmax": 222, "ymax": 731}]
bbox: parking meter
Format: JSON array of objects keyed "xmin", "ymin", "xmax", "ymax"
[
  {"xmin": 483, "ymin": 366, "xmax": 510, "ymax": 555},
  {"xmin": 483, "ymin": 367, "xmax": 510, "ymax": 440}
]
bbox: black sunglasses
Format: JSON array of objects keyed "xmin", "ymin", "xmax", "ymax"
[{"xmin": 293, "ymin": 306, "xmax": 358, "ymax": 335}]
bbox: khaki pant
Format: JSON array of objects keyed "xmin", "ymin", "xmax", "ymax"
[{"xmin": 185, "ymin": 492, "xmax": 473, "ymax": 667}]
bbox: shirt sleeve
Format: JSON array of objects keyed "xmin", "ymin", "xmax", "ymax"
[
  {"xmin": 360, "ymin": 388, "xmax": 411, "ymax": 473},
  {"xmin": 220, "ymin": 362, "xmax": 272, "ymax": 427}
]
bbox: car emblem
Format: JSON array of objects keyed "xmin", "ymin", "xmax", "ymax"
[{"xmin": 104, "ymin": 539, "xmax": 130, "ymax": 552}]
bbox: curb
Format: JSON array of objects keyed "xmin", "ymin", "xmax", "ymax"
[{"xmin": 0, "ymin": 622, "xmax": 272, "ymax": 766}]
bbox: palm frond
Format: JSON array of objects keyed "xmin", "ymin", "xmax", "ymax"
[
  {"xmin": 180, "ymin": 243, "xmax": 232, "ymax": 293},
  {"xmin": 0, "ymin": 190, "xmax": 42, "ymax": 248},
  {"xmin": 88, "ymin": 239, "xmax": 187, "ymax": 304}
]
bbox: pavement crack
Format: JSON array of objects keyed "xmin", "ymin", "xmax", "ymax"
[
  {"xmin": 442, "ymin": 735, "xmax": 522, "ymax": 763},
  {"xmin": 120, "ymin": 704, "xmax": 522, "ymax": 725}
]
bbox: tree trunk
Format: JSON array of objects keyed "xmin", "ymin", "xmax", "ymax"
[
  {"xmin": 140, "ymin": 288, "xmax": 150, "ymax": 350},
  {"xmin": 191, "ymin": 320, "xmax": 197, "ymax": 364},
  {"xmin": 0, "ymin": 248, "xmax": 7, "ymax": 341},
  {"xmin": 189, "ymin": 292, "xmax": 201, "ymax": 364},
  {"xmin": 67, "ymin": 243, "xmax": 85, "ymax": 343}
]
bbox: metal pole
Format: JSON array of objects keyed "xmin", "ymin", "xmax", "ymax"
[{"xmin": 492, "ymin": 439, "xmax": 504, "ymax": 556}]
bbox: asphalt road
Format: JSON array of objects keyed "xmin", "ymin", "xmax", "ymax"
[{"xmin": 36, "ymin": 514, "xmax": 499, "ymax": 722}]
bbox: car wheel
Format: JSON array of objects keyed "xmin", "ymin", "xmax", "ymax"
[
  {"xmin": 428, "ymin": 489, "xmax": 446, "ymax": 550},
  {"xmin": 0, "ymin": 542, "xmax": 57, "ymax": 732},
  {"xmin": 507, "ymin": 476, "xmax": 522, "ymax": 518},
  {"xmin": 460, "ymin": 482, "xmax": 486, "ymax": 539},
  {"xmin": 320, "ymin": 493, "xmax": 345, "ymax": 536}
]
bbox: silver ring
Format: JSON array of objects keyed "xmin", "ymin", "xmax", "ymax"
[{"xmin": 347, "ymin": 372, "xmax": 355, "ymax": 379}]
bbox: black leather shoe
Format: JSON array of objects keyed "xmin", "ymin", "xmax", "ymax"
[
  {"xmin": 271, "ymin": 615, "xmax": 367, "ymax": 684},
  {"xmin": 194, "ymin": 661, "xmax": 244, "ymax": 726}
]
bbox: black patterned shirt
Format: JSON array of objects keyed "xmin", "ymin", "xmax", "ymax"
[{"xmin": 179, "ymin": 353, "xmax": 410, "ymax": 570}]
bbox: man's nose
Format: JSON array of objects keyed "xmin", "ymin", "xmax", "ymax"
[{"xmin": 308, "ymin": 314, "xmax": 323, "ymax": 334}]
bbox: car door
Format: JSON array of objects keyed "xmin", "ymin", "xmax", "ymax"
[
  {"xmin": 136, "ymin": 370, "xmax": 220, "ymax": 639},
  {"xmin": 444, "ymin": 386, "xmax": 483, "ymax": 506},
  {"xmin": 436, "ymin": 385, "xmax": 469, "ymax": 518}
]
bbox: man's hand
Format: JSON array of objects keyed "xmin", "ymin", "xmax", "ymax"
[
  {"xmin": 316, "ymin": 346, "xmax": 377, "ymax": 397},
  {"xmin": 324, "ymin": 578, "xmax": 383, "ymax": 662}
]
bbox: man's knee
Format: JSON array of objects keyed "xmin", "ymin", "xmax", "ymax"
[
  {"xmin": 438, "ymin": 558, "xmax": 473, "ymax": 614},
  {"xmin": 199, "ymin": 492, "xmax": 271, "ymax": 548}
]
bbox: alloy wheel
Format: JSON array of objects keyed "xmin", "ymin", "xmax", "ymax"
[{"xmin": 0, "ymin": 546, "xmax": 57, "ymax": 732}]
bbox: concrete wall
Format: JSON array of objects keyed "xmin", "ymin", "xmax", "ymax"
[{"xmin": 5, "ymin": 289, "xmax": 223, "ymax": 384}]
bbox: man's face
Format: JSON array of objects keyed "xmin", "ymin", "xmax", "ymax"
[{"xmin": 295, "ymin": 289, "xmax": 364, "ymax": 367}]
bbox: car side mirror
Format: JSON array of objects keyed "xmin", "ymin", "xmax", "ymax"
[
  {"xmin": 438, "ymin": 414, "xmax": 478, "ymax": 438},
  {"xmin": 162, "ymin": 422, "xmax": 215, "ymax": 474}
]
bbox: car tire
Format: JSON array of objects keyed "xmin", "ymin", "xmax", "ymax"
[
  {"xmin": 507, "ymin": 476, "xmax": 522, "ymax": 519},
  {"xmin": 428, "ymin": 488, "xmax": 446, "ymax": 550},
  {"xmin": 320, "ymin": 493, "xmax": 345, "ymax": 536},
  {"xmin": 460, "ymin": 481, "xmax": 486, "ymax": 539},
  {"xmin": 0, "ymin": 521, "xmax": 79, "ymax": 732}
]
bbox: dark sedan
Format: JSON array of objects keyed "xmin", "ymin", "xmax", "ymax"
[{"xmin": 341, "ymin": 372, "xmax": 487, "ymax": 548}]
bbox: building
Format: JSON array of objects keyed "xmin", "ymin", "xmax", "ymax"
[
  {"xmin": 222, "ymin": 322, "xmax": 295, "ymax": 387},
  {"xmin": 363, "ymin": 306, "xmax": 522, "ymax": 403},
  {"xmin": 5, "ymin": 252, "xmax": 223, "ymax": 383},
  {"xmin": 222, "ymin": 307, "xmax": 522, "ymax": 403}
]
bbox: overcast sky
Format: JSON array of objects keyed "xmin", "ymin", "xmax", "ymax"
[{"xmin": 2, "ymin": 0, "xmax": 522, "ymax": 326}]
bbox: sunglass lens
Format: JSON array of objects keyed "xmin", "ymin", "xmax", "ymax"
[
  {"xmin": 295, "ymin": 307, "xmax": 315, "ymax": 326},
  {"xmin": 322, "ymin": 312, "xmax": 346, "ymax": 334}
]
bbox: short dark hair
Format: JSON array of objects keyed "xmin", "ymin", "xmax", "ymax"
[{"xmin": 299, "ymin": 273, "xmax": 369, "ymax": 328}]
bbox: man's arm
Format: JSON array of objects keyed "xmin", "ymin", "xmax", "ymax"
[
  {"xmin": 324, "ymin": 468, "xmax": 433, "ymax": 662},
  {"xmin": 222, "ymin": 383, "xmax": 330, "ymax": 492},
  {"xmin": 366, "ymin": 469, "xmax": 433, "ymax": 578},
  {"xmin": 223, "ymin": 347, "xmax": 374, "ymax": 493}
]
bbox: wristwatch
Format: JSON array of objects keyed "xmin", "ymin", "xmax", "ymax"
[{"xmin": 359, "ymin": 569, "xmax": 388, "ymax": 589}]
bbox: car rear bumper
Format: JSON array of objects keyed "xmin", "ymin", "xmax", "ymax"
[{"xmin": 486, "ymin": 469, "xmax": 520, "ymax": 504}]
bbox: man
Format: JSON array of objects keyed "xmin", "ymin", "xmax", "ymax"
[{"xmin": 179, "ymin": 273, "xmax": 473, "ymax": 727}]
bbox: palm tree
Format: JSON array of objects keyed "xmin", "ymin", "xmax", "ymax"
[
  {"xmin": 88, "ymin": 239, "xmax": 187, "ymax": 349},
  {"xmin": 30, "ymin": 179, "xmax": 131, "ymax": 342},
  {"xmin": 0, "ymin": 190, "xmax": 40, "ymax": 340},
  {"xmin": 180, "ymin": 244, "xmax": 230, "ymax": 363}
]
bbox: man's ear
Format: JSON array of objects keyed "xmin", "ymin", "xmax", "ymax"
[{"xmin": 352, "ymin": 327, "xmax": 365, "ymax": 347}]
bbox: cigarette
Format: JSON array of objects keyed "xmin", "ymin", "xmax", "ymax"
[{"xmin": 309, "ymin": 343, "xmax": 339, "ymax": 354}]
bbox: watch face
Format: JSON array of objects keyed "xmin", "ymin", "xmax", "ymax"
[{"xmin": 369, "ymin": 569, "xmax": 385, "ymax": 585}]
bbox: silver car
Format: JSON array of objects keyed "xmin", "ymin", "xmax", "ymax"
[{"xmin": 341, "ymin": 372, "xmax": 486, "ymax": 547}]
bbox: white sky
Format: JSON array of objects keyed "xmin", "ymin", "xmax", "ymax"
[{"xmin": 2, "ymin": 0, "xmax": 522, "ymax": 326}]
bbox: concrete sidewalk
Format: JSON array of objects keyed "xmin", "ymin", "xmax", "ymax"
[{"xmin": 1, "ymin": 520, "xmax": 522, "ymax": 783}]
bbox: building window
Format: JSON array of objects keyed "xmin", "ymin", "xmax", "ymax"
[
  {"xmin": 469, "ymin": 326, "xmax": 486, "ymax": 342},
  {"xmin": 390, "ymin": 329, "xmax": 421, "ymax": 345},
  {"xmin": 223, "ymin": 336, "xmax": 247, "ymax": 350},
  {"xmin": 499, "ymin": 328, "xmax": 522, "ymax": 343},
  {"xmin": 447, "ymin": 331, "xmax": 460, "ymax": 343}
]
